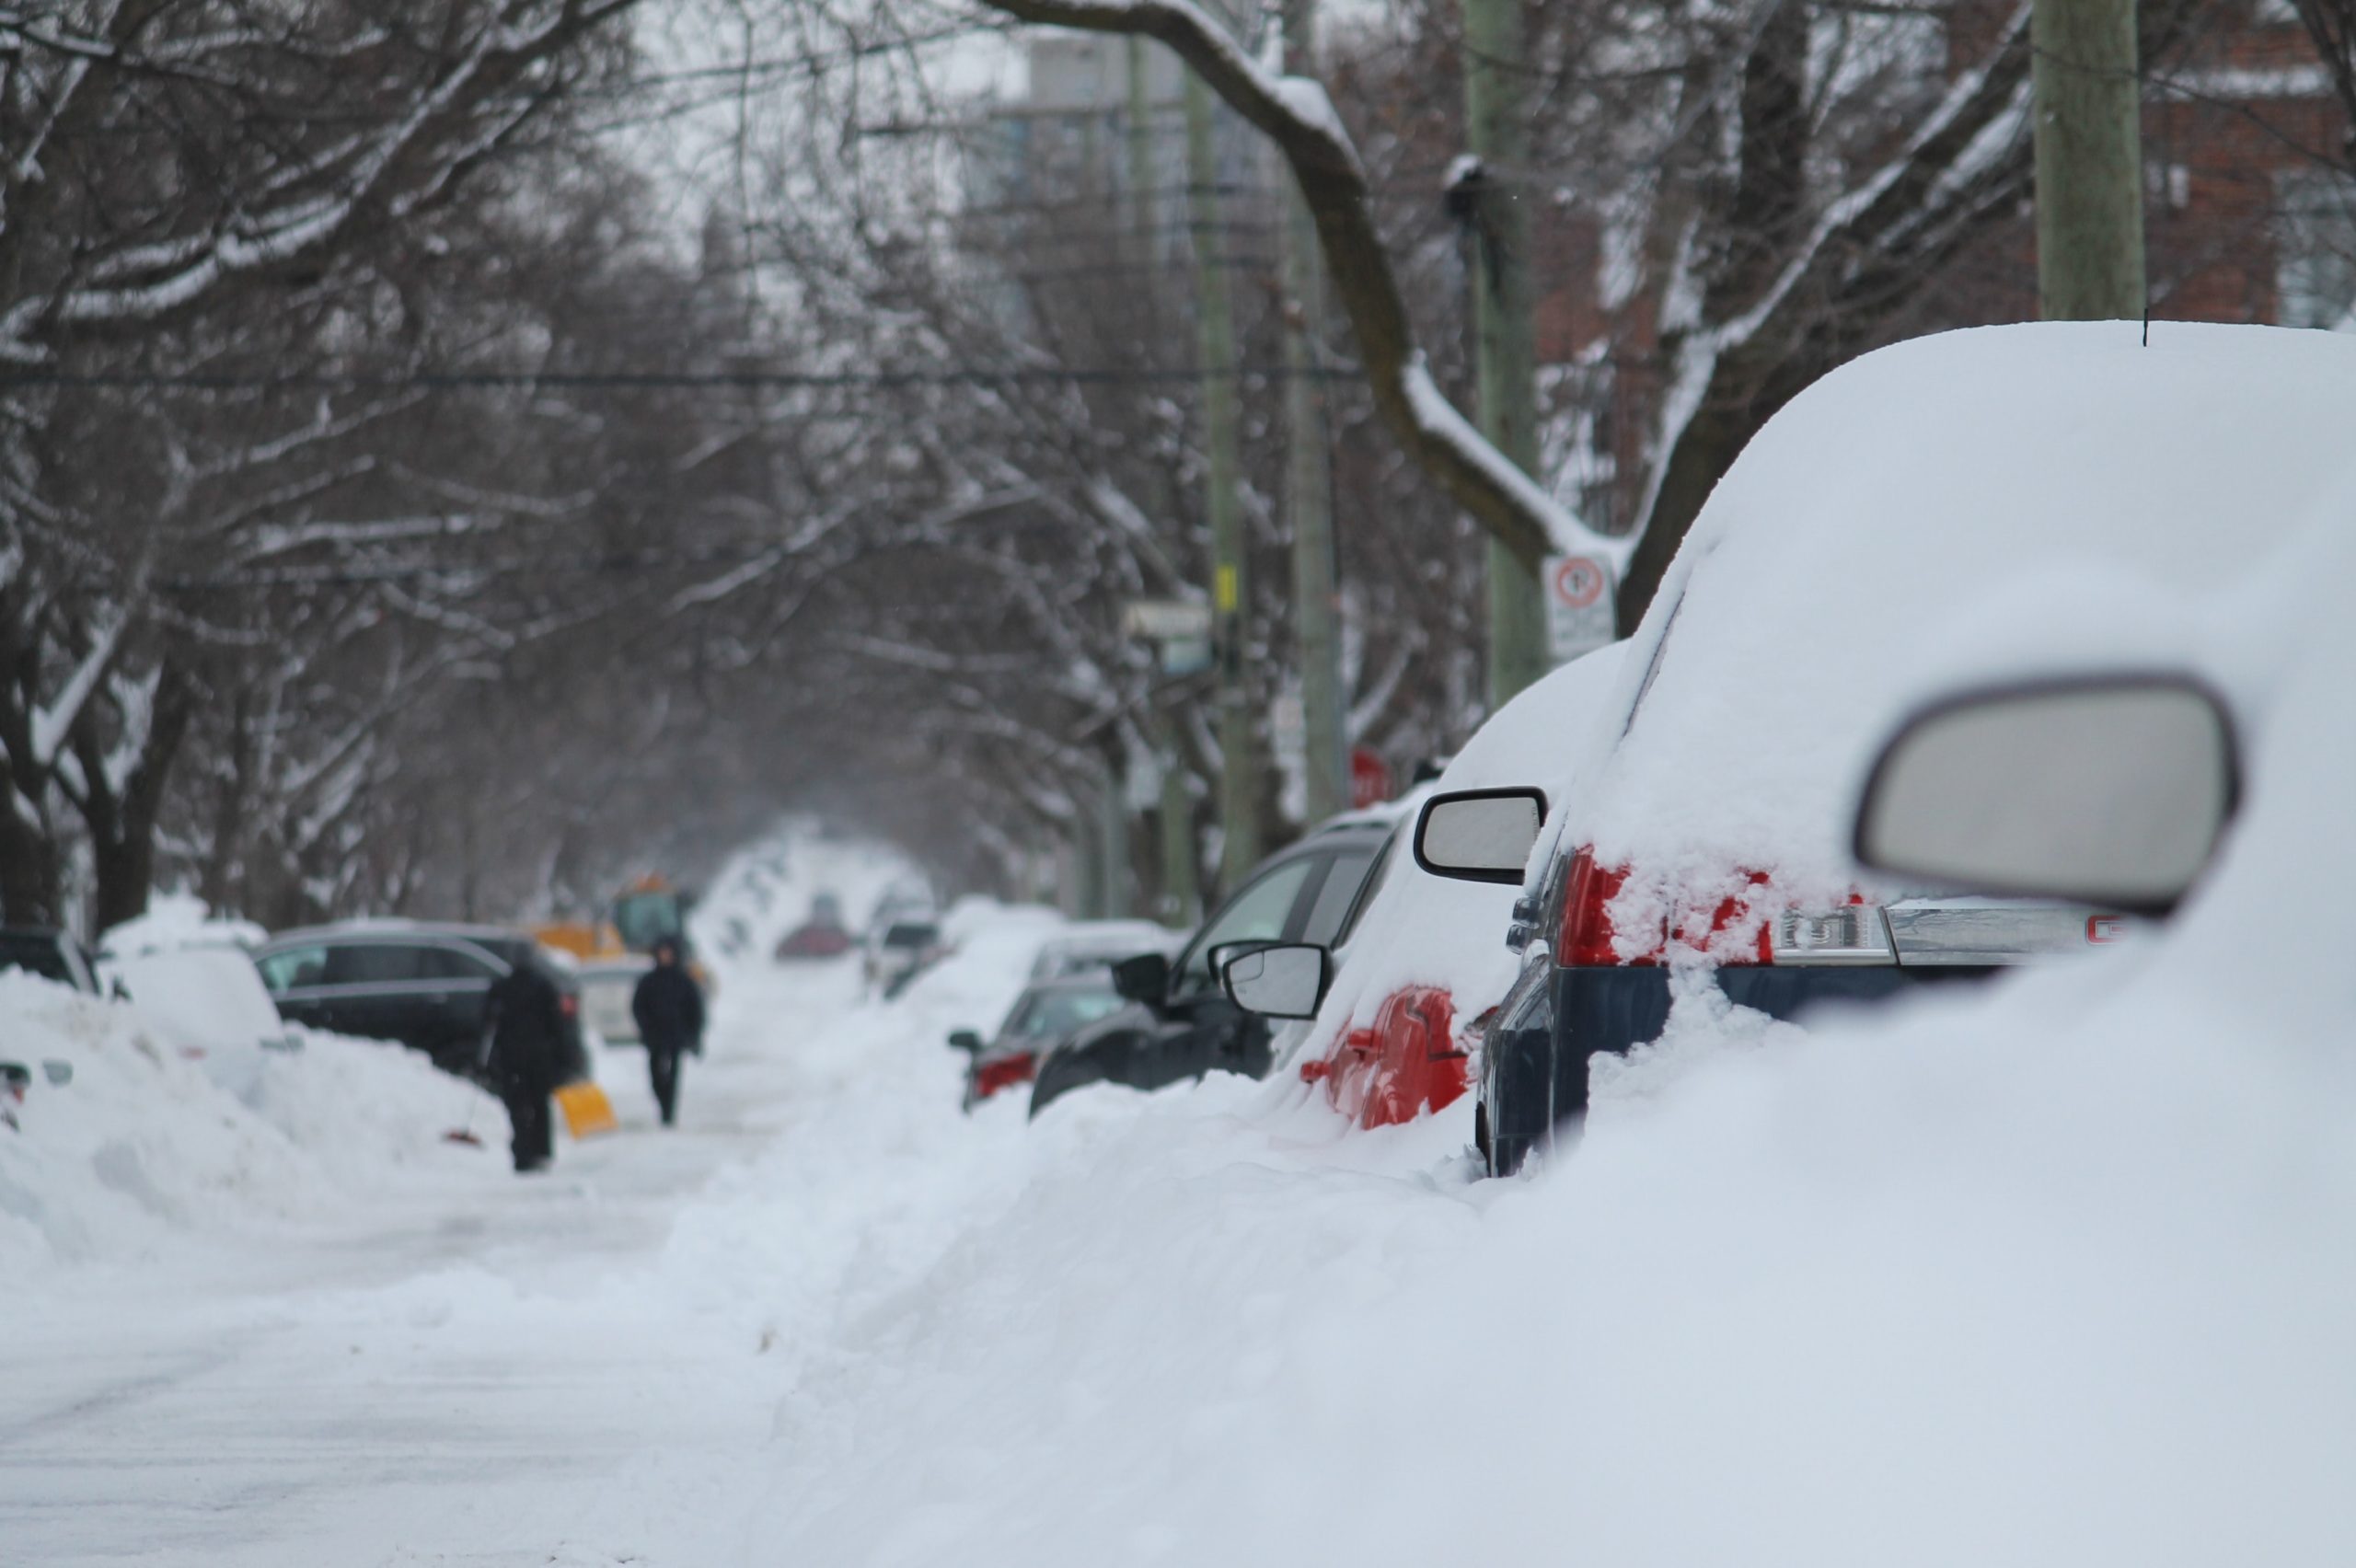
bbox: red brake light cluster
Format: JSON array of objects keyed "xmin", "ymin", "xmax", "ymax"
[
  {"xmin": 974, "ymin": 1051, "xmax": 1037, "ymax": 1101},
  {"xmin": 560, "ymin": 992, "xmax": 580, "ymax": 1018},
  {"xmin": 1558, "ymin": 847, "xmax": 1878, "ymax": 967}
]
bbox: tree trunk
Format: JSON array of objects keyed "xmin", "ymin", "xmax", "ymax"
[{"xmin": 2033, "ymin": 0, "xmax": 2147, "ymax": 319}]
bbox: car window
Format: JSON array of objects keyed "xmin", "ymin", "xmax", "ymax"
[
  {"xmin": 1008, "ymin": 987, "xmax": 1125, "ymax": 1040},
  {"xmin": 884, "ymin": 923, "xmax": 940, "ymax": 949},
  {"xmin": 1333, "ymin": 833, "xmax": 1402, "ymax": 949},
  {"xmin": 419, "ymin": 944, "xmax": 500, "ymax": 981},
  {"xmin": 256, "ymin": 945, "xmax": 330, "ymax": 993},
  {"xmin": 0, "ymin": 932, "xmax": 73, "ymax": 986},
  {"xmin": 1172, "ymin": 855, "xmax": 1323, "ymax": 997},
  {"xmin": 325, "ymin": 943, "xmax": 428, "ymax": 985},
  {"xmin": 1300, "ymin": 845, "xmax": 1379, "ymax": 947}
]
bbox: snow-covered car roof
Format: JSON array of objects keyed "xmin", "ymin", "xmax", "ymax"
[{"xmin": 1566, "ymin": 321, "xmax": 2356, "ymax": 905}]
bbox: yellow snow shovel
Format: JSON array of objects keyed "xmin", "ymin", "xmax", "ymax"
[{"xmin": 554, "ymin": 1078, "xmax": 619, "ymax": 1139}]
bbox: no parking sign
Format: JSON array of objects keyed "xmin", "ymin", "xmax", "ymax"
[{"xmin": 1543, "ymin": 553, "xmax": 1616, "ymax": 661}]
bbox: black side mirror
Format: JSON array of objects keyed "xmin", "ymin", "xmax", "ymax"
[
  {"xmin": 1414, "ymin": 787, "xmax": 1551, "ymax": 884},
  {"xmin": 1110, "ymin": 951, "xmax": 1170, "ymax": 1005},
  {"xmin": 947, "ymin": 1029, "xmax": 984, "ymax": 1053}
]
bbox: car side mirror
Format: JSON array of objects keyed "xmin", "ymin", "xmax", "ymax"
[
  {"xmin": 1854, "ymin": 674, "xmax": 2239, "ymax": 915},
  {"xmin": 947, "ymin": 1029, "xmax": 984, "ymax": 1053},
  {"xmin": 1414, "ymin": 787, "xmax": 1550, "ymax": 884},
  {"xmin": 1220, "ymin": 943, "xmax": 1331, "ymax": 1020},
  {"xmin": 1110, "ymin": 951, "xmax": 1171, "ymax": 1005}
]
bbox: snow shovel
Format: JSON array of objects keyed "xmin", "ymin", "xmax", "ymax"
[{"xmin": 554, "ymin": 1078, "xmax": 618, "ymax": 1139}]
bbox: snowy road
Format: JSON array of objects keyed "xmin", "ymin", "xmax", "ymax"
[{"xmin": 1, "ymin": 967, "xmax": 804, "ymax": 1568}]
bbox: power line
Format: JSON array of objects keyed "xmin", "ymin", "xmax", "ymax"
[{"xmin": 3, "ymin": 363, "xmax": 1367, "ymax": 393}]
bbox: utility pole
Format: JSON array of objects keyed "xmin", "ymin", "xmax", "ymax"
[
  {"xmin": 1461, "ymin": 0, "xmax": 1549, "ymax": 708},
  {"xmin": 1130, "ymin": 40, "xmax": 1201, "ymax": 929},
  {"xmin": 1281, "ymin": 0, "xmax": 1346, "ymax": 823},
  {"xmin": 1185, "ymin": 67, "xmax": 1260, "ymax": 892},
  {"xmin": 2033, "ymin": 0, "xmax": 2145, "ymax": 319}
]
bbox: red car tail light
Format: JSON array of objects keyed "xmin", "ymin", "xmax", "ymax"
[
  {"xmin": 1557, "ymin": 847, "xmax": 1640, "ymax": 966},
  {"xmin": 560, "ymin": 992, "xmax": 580, "ymax": 1019},
  {"xmin": 975, "ymin": 1051, "xmax": 1037, "ymax": 1101}
]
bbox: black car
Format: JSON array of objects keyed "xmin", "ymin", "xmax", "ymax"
[
  {"xmin": 1028, "ymin": 815, "xmax": 1395, "ymax": 1116},
  {"xmin": 949, "ymin": 972, "xmax": 1129, "ymax": 1110},
  {"xmin": 251, "ymin": 921, "xmax": 583, "ymax": 1079},
  {"xmin": 0, "ymin": 927, "xmax": 106, "ymax": 995}
]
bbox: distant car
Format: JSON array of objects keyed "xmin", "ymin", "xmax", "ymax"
[
  {"xmin": 0, "ymin": 928, "xmax": 107, "ymax": 995},
  {"xmin": 1029, "ymin": 813, "xmax": 1397, "ymax": 1117},
  {"xmin": 949, "ymin": 973, "xmax": 1130, "ymax": 1110},
  {"xmin": 776, "ymin": 917, "xmax": 856, "ymax": 960},
  {"xmin": 577, "ymin": 955, "xmax": 653, "ymax": 1045},
  {"xmin": 1026, "ymin": 920, "xmax": 1182, "ymax": 982},
  {"xmin": 865, "ymin": 918, "xmax": 946, "ymax": 998},
  {"xmin": 250, "ymin": 920, "xmax": 584, "ymax": 1080}
]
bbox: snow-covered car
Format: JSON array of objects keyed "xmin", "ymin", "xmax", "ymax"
[
  {"xmin": 576, "ymin": 955, "xmax": 653, "ymax": 1045},
  {"xmin": 949, "ymin": 972, "xmax": 1130, "ymax": 1110},
  {"xmin": 1220, "ymin": 642, "xmax": 1629, "ymax": 1132},
  {"xmin": 864, "ymin": 918, "xmax": 946, "ymax": 998},
  {"xmin": 1026, "ymin": 920, "xmax": 1182, "ymax": 982},
  {"xmin": 98, "ymin": 896, "xmax": 294, "ymax": 1062},
  {"xmin": 1396, "ymin": 321, "xmax": 2356, "ymax": 1173},
  {"xmin": 1030, "ymin": 810, "xmax": 1399, "ymax": 1117},
  {"xmin": 0, "ymin": 927, "xmax": 108, "ymax": 996}
]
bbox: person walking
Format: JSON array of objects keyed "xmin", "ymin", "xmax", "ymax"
[
  {"xmin": 484, "ymin": 955, "xmax": 568, "ymax": 1172},
  {"xmin": 631, "ymin": 940, "xmax": 705, "ymax": 1126}
]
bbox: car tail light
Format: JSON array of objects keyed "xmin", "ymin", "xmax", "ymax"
[
  {"xmin": 1557, "ymin": 847, "xmax": 1640, "ymax": 966},
  {"xmin": 560, "ymin": 993, "xmax": 579, "ymax": 1019},
  {"xmin": 975, "ymin": 1051, "xmax": 1036, "ymax": 1101},
  {"xmin": 1558, "ymin": 847, "xmax": 1890, "ymax": 968}
]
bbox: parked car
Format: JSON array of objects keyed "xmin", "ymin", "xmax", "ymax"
[
  {"xmin": 1219, "ymin": 642, "xmax": 1631, "ymax": 1134},
  {"xmin": 576, "ymin": 954, "xmax": 653, "ymax": 1045},
  {"xmin": 250, "ymin": 920, "xmax": 585, "ymax": 1080},
  {"xmin": 949, "ymin": 972, "xmax": 1131, "ymax": 1110},
  {"xmin": 0, "ymin": 927, "xmax": 107, "ymax": 995},
  {"xmin": 1380, "ymin": 322, "xmax": 2356, "ymax": 1174},
  {"xmin": 775, "ymin": 909, "xmax": 856, "ymax": 960},
  {"xmin": 1029, "ymin": 811, "xmax": 1399, "ymax": 1116},
  {"xmin": 865, "ymin": 917, "xmax": 947, "ymax": 998},
  {"xmin": 1027, "ymin": 920, "xmax": 1182, "ymax": 982}
]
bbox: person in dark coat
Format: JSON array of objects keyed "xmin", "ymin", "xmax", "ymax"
[
  {"xmin": 630, "ymin": 939, "xmax": 705, "ymax": 1127},
  {"xmin": 484, "ymin": 957, "xmax": 568, "ymax": 1172}
]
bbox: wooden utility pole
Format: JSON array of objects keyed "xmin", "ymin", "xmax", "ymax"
[
  {"xmin": 1280, "ymin": 0, "xmax": 1345, "ymax": 822},
  {"xmin": 1185, "ymin": 68, "xmax": 1260, "ymax": 893},
  {"xmin": 2033, "ymin": 0, "xmax": 2145, "ymax": 319},
  {"xmin": 1462, "ymin": 0, "xmax": 1549, "ymax": 707},
  {"xmin": 1126, "ymin": 41, "xmax": 1203, "ymax": 929}
]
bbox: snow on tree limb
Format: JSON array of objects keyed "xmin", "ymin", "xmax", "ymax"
[{"xmin": 972, "ymin": 0, "xmax": 1609, "ymax": 571}]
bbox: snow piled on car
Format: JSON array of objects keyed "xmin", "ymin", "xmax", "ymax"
[
  {"xmin": 1579, "ymin": 320, "xmax": 2356, "ymax": 920},
  {"xmin": 0, "ymin": 970, "xmax": 497, "ymax": 1271}
]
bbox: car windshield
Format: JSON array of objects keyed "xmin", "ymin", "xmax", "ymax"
[
  {"xmin": 0, "ymin": 932, "xmax": 71, "ymax": 985},
  {"xmin": 884, "ymin": 923, "xmax": 939, "ymax": 949},
  {"xmin": 612, "ymin": 892, "xmax": 685, "ymax": 951}
]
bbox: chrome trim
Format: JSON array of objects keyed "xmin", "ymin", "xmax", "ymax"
[
  {"xmin": 1770, "ymin": 906, "xmax": 1898, "ymax": 966},
  {"xmin": 1886, "ymin": 899, "xmax": 2126, "ymax": 966}
]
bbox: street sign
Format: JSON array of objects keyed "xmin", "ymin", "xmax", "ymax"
[
  {"xmin": 1122, "ymin": 598, "xmax": 1214, "ymax": 640},
  {"xmin": 1349, "ymin": 747, "xmax": 1393, "ymax": 810},
  {"xmin": 1542, "ymin": 553, "xmax": 1616, "ymax": 661}
]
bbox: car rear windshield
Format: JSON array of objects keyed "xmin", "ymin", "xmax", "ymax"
[
  {"xmin": 1003, "ymin": 986, "xmax": 1125, "ymax": 1040},
  {"xmin": 0, "ymin": 933, "xmax": 71, "ymax": 985}
]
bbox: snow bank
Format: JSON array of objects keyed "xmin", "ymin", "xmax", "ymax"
[{"xmin": 0, "ymin": 972, "xmax": 499, "ymax": 1274}]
